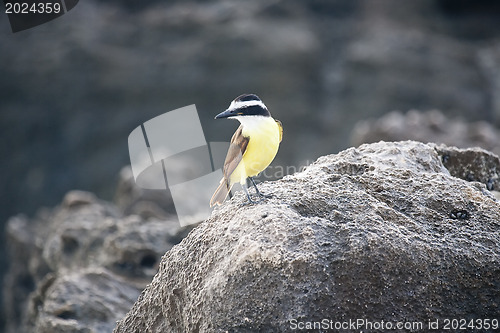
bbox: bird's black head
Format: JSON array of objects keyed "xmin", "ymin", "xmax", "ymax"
[{"xmin": 215, "ymin": 93, "xmax": 270, "ymax": 119}]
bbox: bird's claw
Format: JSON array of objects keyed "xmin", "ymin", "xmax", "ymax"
[{"xmin": 257, "ymin": 192, "xmax": 272, "ymax": 199}]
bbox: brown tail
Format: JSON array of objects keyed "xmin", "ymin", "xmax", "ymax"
[{"xmin": 210, "ymin": 179, "xmax": 232, "ymax": 207}]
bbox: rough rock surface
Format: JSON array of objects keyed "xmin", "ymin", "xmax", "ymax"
[
  {"xmin": 352, "ymin": 110, "xmax": 500, "ymax": 157},
  {"xmin": 114, "ymin": 141, "xmax": 500, "ymax": 332},
  {"xmin": 3, "ymin": 187, "xmax": 190, "ymax": 333}
]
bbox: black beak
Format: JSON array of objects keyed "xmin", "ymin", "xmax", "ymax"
[{"xmin": 214, "ymin": 108, "xmax": 236, "ymax": 119}]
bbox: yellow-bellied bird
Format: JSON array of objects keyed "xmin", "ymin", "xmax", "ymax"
[{"xmin": 210, "ymin": 94, "xmax": 282, "ymax": 206}]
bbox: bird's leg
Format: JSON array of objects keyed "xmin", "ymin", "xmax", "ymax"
[
  {"xmin": 249, "ymin": 177, "xmax": 272, "ymax": 199},
  {"xmin": 242, "ymin": 183, "xmax": 257, "ymax": 205}
]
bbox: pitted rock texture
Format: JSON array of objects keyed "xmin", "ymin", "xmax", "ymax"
[{"xmin": 114, "ymin": 141, "xmax": 500, "ymax": 333}]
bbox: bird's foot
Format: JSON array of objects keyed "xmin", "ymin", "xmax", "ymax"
[
  {"xmin": 241, "ymin": 191, "xmax": 259, "ymax": 206},
  {"xmin": 241, "ymin": 196, "xmax": 258, "ymax": 206},
  {"xmin": 256, "ymin": 191, "xmax": 272, "ymax": 199},
  {"xmin": 249, "ymin": 177, "xmax": 272, "ymax": 200}
]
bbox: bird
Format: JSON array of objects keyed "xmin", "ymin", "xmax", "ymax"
[{"xmin": 210, "ymin": 94, "xmax": 282, "ymax": 207}]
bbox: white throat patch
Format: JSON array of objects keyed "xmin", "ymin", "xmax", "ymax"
[{"xmin": 233, "ymin": 115, "xmax": 273, "ymax": 133}]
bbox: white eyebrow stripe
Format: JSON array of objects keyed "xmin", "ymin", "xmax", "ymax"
[{"xmin": 227, "ymin": 100, "xmax": 267, "ymax": 111}]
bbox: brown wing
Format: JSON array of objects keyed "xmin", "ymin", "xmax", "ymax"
[
  {"xmin": 223, "ymin": 125, "xmax": 249, "ymax": 180},
  {"xmin": 275, "ymin": 119, "xmax": 283, "ymax": 142}
]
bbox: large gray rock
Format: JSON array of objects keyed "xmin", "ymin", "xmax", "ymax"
[{"xmin": 115, "ymin": 141, "xmax": 500, "ymax": 332}]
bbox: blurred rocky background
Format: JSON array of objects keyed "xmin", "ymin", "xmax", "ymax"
[
  {"xmin": 1, "ymin": 0, "xmax": 500, "ymax": 330},
  {"xmin": 4, "ymin": 184, "xmax": 193, "ymax": 332}
]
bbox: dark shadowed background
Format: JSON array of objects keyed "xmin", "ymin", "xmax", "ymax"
[{"xmin": 1, "ymin": 0, "xmax": 500, "ymax": 329}]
